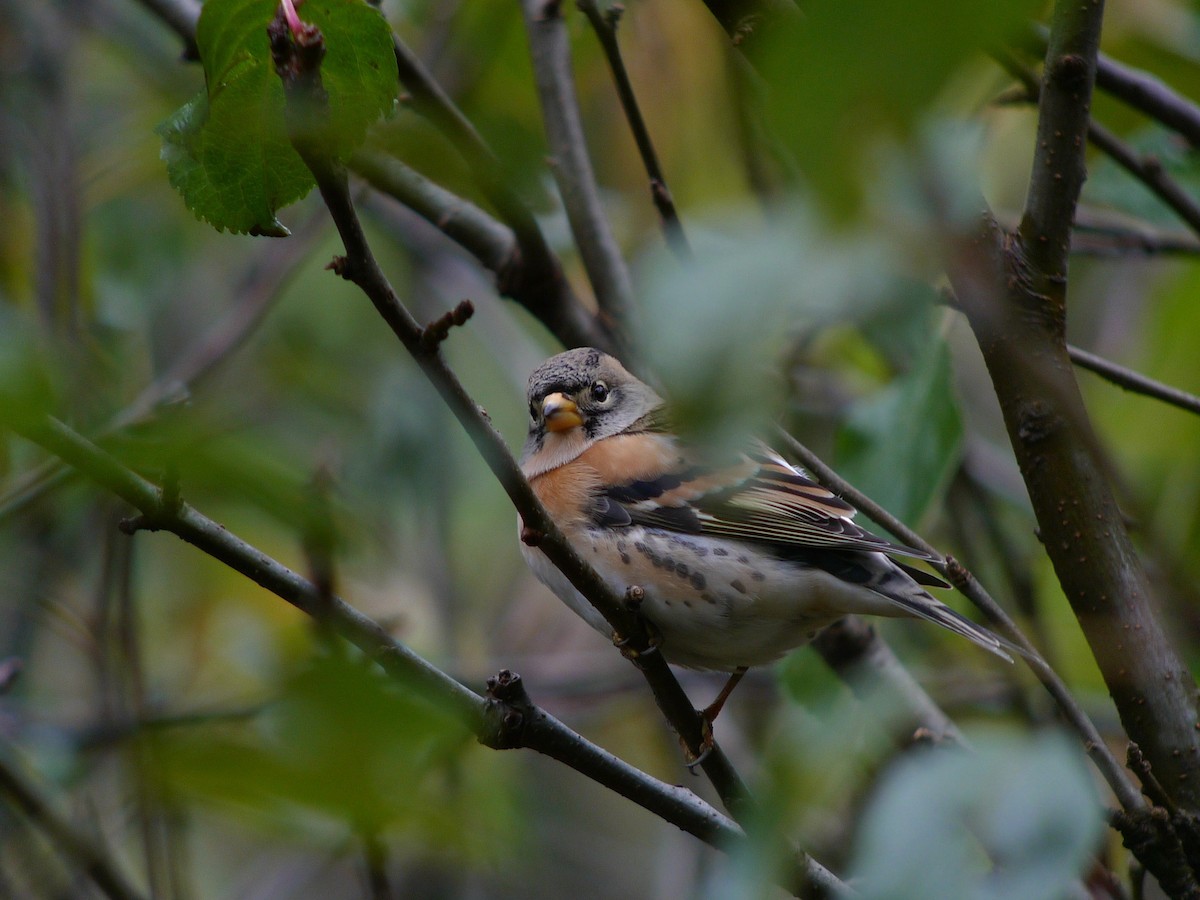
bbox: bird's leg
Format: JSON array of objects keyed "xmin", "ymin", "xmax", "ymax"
[
  {"xmin": 701, "ymin": 666, "xmax": 748, "ymax": 726},
  {"xmin": 682, "ymin": 667, "xmax": 749, "ymax": 771}
]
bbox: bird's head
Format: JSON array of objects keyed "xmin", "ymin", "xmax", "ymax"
[{"xmin": 520, "ymin": 347, "xmax": 664, "ymax": 473}]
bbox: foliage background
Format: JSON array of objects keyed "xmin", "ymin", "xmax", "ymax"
[{"xmin": 1, "ymin": 0, "xmax": 1199, "ymax": 896}]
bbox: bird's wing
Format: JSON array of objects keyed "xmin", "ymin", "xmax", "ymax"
[{"xmin": 601, "ymin": 445, "xmax": 942, "ymax": 567}]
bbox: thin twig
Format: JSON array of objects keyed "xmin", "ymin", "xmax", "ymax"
[
  {"xmin": 519, "ymin": 0, "xmax": 637, "ymax": 343},
  {"xmin": 576, "ymin": 0, "xmax": 692, "ymax": 260},
  {"xmin": 1069, "ymin": 211, "xmax": 1200, "ymax": 257},
  {"xmin": 0, "ymin": 749, "xmax": 148, "ymax": 900},
  {"xmin": 0, "ymin": 208, "xmax": 325, "ymax": 525},
  {"xmin": 811, "ymin": 618, "xmax": 964, "ymax": 746},
  {"xmin": 1027, "ymin": 26, "xmax": 1200, "ymax": 148},
  {"xmin": 1069, "ymin": 344, "xmax": 1200, "ymax": 416},
  {"xmin": 777, "ymin": 430, "xmax": 1148, "ymax": 816},
  {"xmin": 994, "ymin": 50, "xmax": 1200, "ymax": 240}
]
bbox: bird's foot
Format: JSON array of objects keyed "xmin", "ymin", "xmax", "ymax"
[
  {"xmin": 612, "ymin": 610, "xmax": 662, "ymax": 664},
  {"xmin": 682, "ymin": 719, "xmax": 715, "ymax": 773}
]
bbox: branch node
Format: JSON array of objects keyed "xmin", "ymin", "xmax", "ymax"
[
  {"xmin": 119, "ymin": 514, "xmax": 160, "ymax": 535},
  {"xmin": 482, "ymin": 669, "xmax": 532, "ymax": 750},
  {"xmin": 520, "ymin": 523, "xmax": 544, "ymax": 546},
  {"xmin": 418, "ymin": 300, "xmax": 475, "ymax": 352},
  {"xmin": 327, "ymin": 255, "xmax": 352, "ymax": 279}
]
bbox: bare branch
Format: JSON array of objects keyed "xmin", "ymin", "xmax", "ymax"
[
  {"xmin": 519, "ymin": 0, "xmax": 637, "ymax": 341},
  {"xmin": 994, "ymin": 50, "xmax": 1200, "ymax": 240},
  {"xmin": 576, "ymin": 0, "xmax": 692, "ymax": 260},
  {"xmin": 1094, "ymin": 52, "xmax": 1200, "ymax": 146},
  {"xmin": 350, "ymin": 150, "xmax": 612, "ymax": 349},
  {"xmin": 950, "ymin": 0, "xmax": 1200, "ymax": 813},
  {"xmin": 1069, "ymin": 344, "xmax": 1200, "ymax": 416},
  {"xmin": 5, "ymin": 413, "xmax": 792, "ymax": 882},
  {"xmin": 1027, "ymin": 26, "xmax": 1200, "ymax": 148},
  {"xmin": 778, "ymin": 430, "xmax": 1147, "ymax": 817},
  {"xmin": 0, "ymin": 748, "xmax": 148, "ymax": 900}
]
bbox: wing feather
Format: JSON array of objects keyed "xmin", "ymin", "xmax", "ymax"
[{"xmin": 598, "ymin": 445, "xmax": 935, "ymax": 563}]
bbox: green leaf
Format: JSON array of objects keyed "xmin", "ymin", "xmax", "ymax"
[
  {"xmin": 158, "ymin": 0, "xmax": 398, "ymax": 235},
  {"xmin": 635, "ymin": 209, "xmax": 895, "ymax": 457},
  {"xmin": 753, "ymin": 0, "xmax": 1040, "ymax": 215},
  {"xmin": 154, "ymin": 652, "xmax": 474, "ymax": 836},
  {"xmin": 850, "ymin": 730, "xmax": 1103, "ymax": 899},
  {"xmin": 835, "ymin": 331, "xmax": 963, "ymax": 526},
  {"xmin": 1085, "ymin": 125, "xmax": 1200, "ymax": 227}
]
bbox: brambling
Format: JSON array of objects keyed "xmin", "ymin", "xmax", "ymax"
[{"xmin": 518, "ymin": 348, "xmax": 1011, "ymax": 719}]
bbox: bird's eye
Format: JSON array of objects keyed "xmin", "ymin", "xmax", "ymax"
[{"xmin": 591, "ymin": 381, "xmax": 609, "ymax": 402}]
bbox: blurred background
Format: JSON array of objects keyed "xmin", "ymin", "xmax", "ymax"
[{"xmin": 1, "ymin": 0, "xmax": 1199, "ymax": 896}]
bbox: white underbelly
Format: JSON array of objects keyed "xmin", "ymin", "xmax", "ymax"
[{"xmin": 521, "ymin": 525, "xmax": 897, "ymax": 671}]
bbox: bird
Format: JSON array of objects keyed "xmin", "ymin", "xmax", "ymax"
[{"xmin": 517, "ymin": 347, "xmax": 1012, "ymax": 725}]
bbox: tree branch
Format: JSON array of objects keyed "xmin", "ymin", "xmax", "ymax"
[
  {"xmin": 0, "ymin": 747, "xmax": 148, "ymax": 900},
  {"xmin": 268, "ymin": 19, "xmax": 841, "ymax": 895},
  {"xmin": 994, "ymin": 50, "xmax": 1200, "ymax": 240},
  {"xmin": 1094, "ymin": 51, "xmax": 1200, "ymax": 147},
  {"xmin": 952, "ymin": 0, "xmax": 1200, "ymax": 816},
  {"xmin": 1, "ymin": 413, "xmax": 831, "ymax": 892},
  {"xmin": 519, "ymin": 0, "xmax": 637, "ymax": 343},
  {"xmin": 1027, "ymin": 26, "xmax": 1200, "ymax": 149},
  {"xmin": 576, "ymin": 0, "xmax": 691, "ymax": 260},
  {"xmin": 131, "ymin": 0, "xmax": 615, "ymax": 354},
  {"xmin": 778, "ymin": 431, "xmax": 1147, "ymax": 817},
  {"xmin": 1069, "ymin": 344, "xmax": 1200, "ymax": 416}
]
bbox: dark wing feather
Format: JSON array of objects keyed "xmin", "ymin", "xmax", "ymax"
[{"xmin": 598, "ymin": 446, "xmax": 936, "ymax": 563}]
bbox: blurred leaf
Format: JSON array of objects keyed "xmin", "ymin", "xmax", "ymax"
[
  {"xmin": 754, "ymin": 0, "xmax": 1039, "ymax": 214},
  {"xmin": 1085, "ymin": 125, "xmax": 1200, "ymax": 227},
  {"xmin": 835, "ymin": 332, "xmax": 963, "ymax": 526},
  {"xmin": 159, "ymin": 0, "xmax": 397, "ymax": 235},
  {"xmin": 155, "ymin": 651, "xmax": 475, "ymax": 837},
  {"xmin": 850, "ymin": 730, "xmax": 1103, "ymax": 899},
  {"xmin": 636, "ymin": 211, "xmax": 895, "ymax": 457},
  {"xmin": 0, "ymin": 310, "xmax": 60, "ymax": 431}
]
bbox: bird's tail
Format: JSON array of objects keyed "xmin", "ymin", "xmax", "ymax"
[{"xmin": 869, "ymin": 560, "xmax": 1019, "ymax": 663}]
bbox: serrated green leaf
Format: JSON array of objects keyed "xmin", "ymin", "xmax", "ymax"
[
  {"xmin": 835, "ymin": 334, "xmax": 963, "ymax": 526},
  {"xmin": 159, "ymin": 0, "xmax": 398, "ymax": 235}
]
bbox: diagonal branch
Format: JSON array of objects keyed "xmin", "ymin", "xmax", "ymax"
[
  {"xmin": 1027, "ymin": 26, "xmax": 1200, "ymax": 148},
  {"xmin": 957, "ymin": 0, "xmax": 1200, "ymax": 815},
  {"xmin": 576, "ymin": 0, "xmax": 692, "ymax": 260},
  {"xmin": 778, "ymin": 431, "xmax": 1147, "ymax": 816},
  {"xmin": 0, "ymin": 747, "xmax": 148, "ymax": 900},
  {"xmin": 994, "ymin": 50, "xmax": 1200, "ymax": 240},
  {"xmin": 2, "ymin": 414, "xmax": 809, "ymax": 891},
  {"xmin": 518, "ymin": 0, "xmax": 637, "ymax": 343},
  {"xmin": 1069, "ymin": 344, "xmax": 1200, "ymax": 416}
]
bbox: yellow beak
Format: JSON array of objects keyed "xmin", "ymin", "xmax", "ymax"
[{"xmin": 542, "ymin": 392, "xmax": 584, "ymax": 432}]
